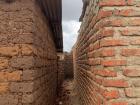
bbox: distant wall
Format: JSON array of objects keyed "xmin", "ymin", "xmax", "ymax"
[
  {"xmin": 57, "ymin": 53, "xmax": 65, "ymax": 89},
  {"xmin": 64, "ymin": 52, "xmax": 74, "ymax": 78},
  {"xmin": 0, "ymin": 0, "xmax": 58, "ymax": 105}
]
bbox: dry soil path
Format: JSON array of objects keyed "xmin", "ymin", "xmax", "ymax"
[{"xmin": 55, "ymin": 79, "xmax": 80, "ymax": 105}]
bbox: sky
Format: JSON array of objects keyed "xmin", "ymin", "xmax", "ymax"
[{"xmin": 62, "ymin": 0, "xmax": 83, "ymax": 52}]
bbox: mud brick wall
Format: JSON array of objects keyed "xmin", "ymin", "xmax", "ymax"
[
  {"xmin": 75, "ymin": 0, "xmax": 140, "ymax": 105},
  {"xmin": 0, "ymin": 0, "xmax": 58, "ymax": 105},
  {"xmin": 64, "ymin": 52, "xmax": 74, "ymax": 78}
]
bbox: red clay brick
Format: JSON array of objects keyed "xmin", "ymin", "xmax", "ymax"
[
  {"xmin": 114, "ymin": 9, "xmax": 134, "ymax": 16},
  {"xmin": 131, "ymin": 38, "xmax": 140, "ymax": 45},
  {"xmin": 102, "ymin": 60, "xmax": 127, "ymax": 66},
  {"xmin": 120, "ymin": 28, "xmax": 140, "ymax": 36},
  {"xmin": 0, "ymin": 83, "xmax": 9, "ymax": 94},
  {"xmin": 95, "ymin": 70, "xmax": 117, "ymax": 77},
  {"xmin": 100, "ymin": 39, "xmax": 129, "ymax": 47},
  {"xmin": 103, "ymin": 90, "xmax": 119, "ymax": 100},
  {"xmin": 123, "ymin": 69, "xmax": 140, "ymax": 77},
  {"xmin": 125, "ymin": 88, "xmax": 140, "ymax": 97},
  {"xmin": 99, "ymin": 0, "xmax": 126, "ymax": 6},
  {"xmin": 100, "ymin": 28, "xmax": 114, "ymax": 38},
  {"xmin": 121, "ymin": 49, "xmax": 140, "ymax": 56},
  {"xmin": 101, "ymin": 48, "xmax": 115, "ymax": 57},
  {"xmin": 97, "ymin": 10, "xmax": 113, "ymax": 20},
  {"xmin": 103, "ymin": 79, "xmax": 129, "ymax": 87},
  {"xmin": 110, "ymin": 101, "xmax": 128, "ymax": 105}
]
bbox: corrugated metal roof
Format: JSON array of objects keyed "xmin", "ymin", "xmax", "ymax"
[{"xmin": 37, "ymin": 0, "xmax": 63, "ymax": 52}]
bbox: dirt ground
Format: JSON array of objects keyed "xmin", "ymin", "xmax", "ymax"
[{"xmin": 55, "ymin": 79, "xmax": 79, "ymax": 105}]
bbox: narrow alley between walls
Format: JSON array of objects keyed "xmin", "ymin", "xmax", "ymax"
[{"xmin": 0, "ymin": 0, "xmax": 140, "ymax": 105}]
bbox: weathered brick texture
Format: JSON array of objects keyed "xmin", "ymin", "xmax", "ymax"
[
  {"xmin": 74, "ymin": 0, "xmax": 140, "ymax": 105},
  {"xmin": 0, "ymin": 0, "xmax": 58, "ymax": 105}
]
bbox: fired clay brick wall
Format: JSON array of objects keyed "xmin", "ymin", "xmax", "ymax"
[
  {"xmin": 75, "ymin": 0, "xmax": 140, "ymax": 105},
  {"xmin": 0, "ymin": 0, "xmax": 57, "ymax": 105}
]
